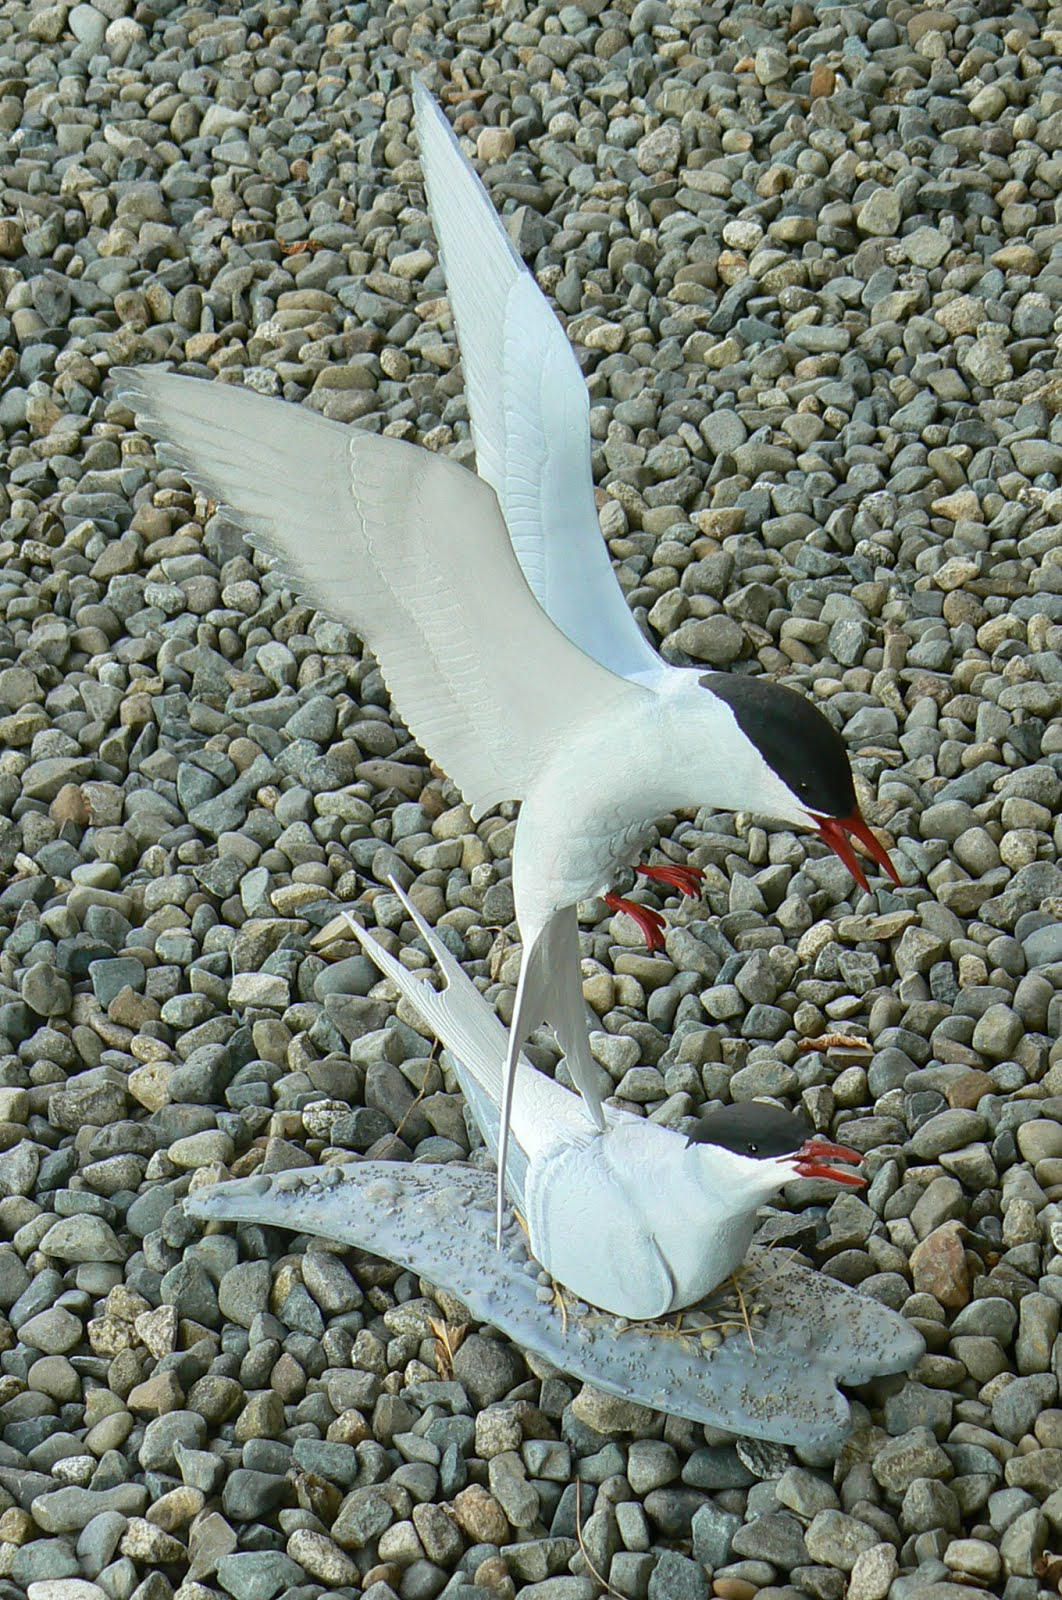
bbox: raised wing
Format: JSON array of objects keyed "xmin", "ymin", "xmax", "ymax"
[
  {"xmin": 114, "ymin": 368, "xmax": 639, "ymax": 818},
  {"xmin": 414, "ymin": 78, "xmax": 663, "ymax": 683}
]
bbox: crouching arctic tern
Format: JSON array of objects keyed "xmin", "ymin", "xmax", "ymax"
[
  {"xmin": 343, "ymin": 880, "xmax": 864, "ymax": 1321},
  {"xmin": 113, "ymin": 78, "xmax": 897, "ymax": 1249}
]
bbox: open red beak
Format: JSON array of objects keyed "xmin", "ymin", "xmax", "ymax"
[
  {"xmin": 812, "ymin": 809, "xmax": 900, "ymax": 892},
  {"xmin": 789, "ymin": 1137, "xmax": 865, "ymax": 1187}
]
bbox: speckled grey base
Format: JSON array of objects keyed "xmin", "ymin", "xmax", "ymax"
[{"xmin": 186, "ymin": 1161, "xmax": 923, "ymax": 1447}]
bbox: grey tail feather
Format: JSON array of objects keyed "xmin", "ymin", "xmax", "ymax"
[{"xmin": 494, "ymin": 907, "xmax": 606, "ymax": 1247}]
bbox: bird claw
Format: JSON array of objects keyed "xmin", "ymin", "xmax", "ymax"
[
  {"xmin": 604, "ymin": 892, "xmax": 667, "ymax": 952},
  {"xmin": 636, "ymin": 862, "xmax": 704, "ymax": 898}
]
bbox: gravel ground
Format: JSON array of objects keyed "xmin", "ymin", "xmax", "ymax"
[{"xmin": 1, "ymin": 0, "xmax": 1062, "ymax": 1598}]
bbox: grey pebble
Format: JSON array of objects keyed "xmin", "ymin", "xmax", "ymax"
[
  {"xmin": 215, "ymin": 1552, "xmax": 307, "ymax": 1600},
  {"xmin": 873, "ymin": 1429, "xmax": 953, "ymax": 1497},
  {"xmin": 691, "ymin": 1501, "xmax": 742, "ymax": 1569},
  {"xmin": 451, "ymin": 1335, "xmax": 525, "ymax": 1408},
  {"xmin": 732, "ymin": 1509, "xmax": 809, "ymax": 1569},
  {"xmin": 9, "ymin": 1541, "xmax": 83, "ymax": 1585},
  {"xmin": 139, "ymin": 1411, "xmax": 208, "ymax": 1474},
  {"xmin": 222, "ymin": 1468, "xmax": 290, "ymax": 1523},
  {"xmin": 626, "ymin": 1439, "xmax": 680, "ymax": 1495},
  {"xmin": 992, "ymin": 1374, "xmax": 1058, "ymax": 1443},
  {"xmin": 31, "ymin": 1484, "xmax": 147, "ymax": 1534}
]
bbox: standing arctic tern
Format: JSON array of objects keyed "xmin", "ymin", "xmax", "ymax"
[
  {"xmin": 112, "ymin": 79, "xmax": 898, "ymax": 1248},
  {"xmin": 343, "ymin": 879, "xmax": 865, "ymax": 1321}
]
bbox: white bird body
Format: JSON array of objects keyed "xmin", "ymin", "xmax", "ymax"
[
  {"xmin": 113, "ymin": 79, "xmax": 896, "ymax": 1245},
  {"xmin": 511, "ymin": 667, "xmax": 813, "ymax": 940},
  {"xmin": 523, "ymin": 1119, "xmax": 771, "ymax": 1319},
  {"xmin": 345, "ymin": 881, "xmax": 820, "ymax": 1320}
]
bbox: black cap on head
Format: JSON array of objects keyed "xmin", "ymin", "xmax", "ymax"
[
  {"xmin": 687, "ymin": 1101, "xmax": 809, "ymax": 1160},
  {"xmin": 700, "ymin": 672, "xmax": 856, "ymax": 819}
]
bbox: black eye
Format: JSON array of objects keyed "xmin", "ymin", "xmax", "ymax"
[{"xmin": 747, "ymin": 1142, "xmax": 758, "ymax": 1154}]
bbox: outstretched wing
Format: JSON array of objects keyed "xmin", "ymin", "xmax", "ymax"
[
  {"xmin": 414, "ymin": 78, "xmax": 663, "ymax": 683},
  {"xmin": 114, "ymin": 368, "xmax": 642, "ymax": 818}
]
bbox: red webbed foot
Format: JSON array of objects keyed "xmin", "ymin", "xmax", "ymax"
[
  {"xmin": 604, "ymin": 892, "xmax": 667, "ymax": 952},
  {"xmin": 636, "ymin": 863, "xmax": 704, "ymax": 898}
]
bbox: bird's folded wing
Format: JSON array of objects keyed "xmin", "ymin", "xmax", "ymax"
[
  {"xmin": 114, "ymin": 368, "xmax": 639, "ymax": 817},
  {"xmin": 524, "ymin": 1136, "xmax": 677, "ymax": 1321},
  {"xmin": 414, "ymin": 78, "xmax": 663, "ymax": 683}
]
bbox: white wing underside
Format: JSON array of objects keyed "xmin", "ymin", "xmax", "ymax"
[
  {"xmin": 113, "ymin": 368, "xmax": 636, "ymax": 820},
  {"xmin": 413, "ymin": 79, "xmax": 664, "ymax": 684}
]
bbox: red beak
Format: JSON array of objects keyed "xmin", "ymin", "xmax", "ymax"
[
  {"xmin": 789, "ymin": 1137, "xmax": 865, "ymax": 1187},
  {"xmin": 812, "ymin": 809, "xmax": 900, "ymax": 892}
]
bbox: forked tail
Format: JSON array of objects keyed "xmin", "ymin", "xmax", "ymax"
[{"xmin": 342, "ymin": 880, "xmax": 580, "ymax": 1210}]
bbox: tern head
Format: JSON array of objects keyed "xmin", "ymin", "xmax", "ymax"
[
  {"xmin": 686, "ymin": 1101, "xmax": 865, "ymax": 1198},
  {"xmin": 700, "ymin": 672, "xmax": 899, "ymax": 892}
]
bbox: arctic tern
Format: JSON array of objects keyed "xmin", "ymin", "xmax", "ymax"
[
  {"xmin": 113, "ymin": 78, "xmax": 898, "ymax": 1249},
  {"xmin": 343, "ymin": 879, "xmax": 864, "ymax": 1320}
]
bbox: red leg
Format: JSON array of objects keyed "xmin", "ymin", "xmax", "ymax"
[
  {"xmin": 604, "ymin": 892, "xmax": 667, "ymax": 952},
  {"xmin": 636, "ymin": 863, "xmax": 704, "ymax": 898}
]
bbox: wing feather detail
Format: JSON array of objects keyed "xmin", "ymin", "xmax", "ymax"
[
  {"xmin": 413, "ymin": 79, "xmax": 663, "ymax": 682},
  {"xmin": 114, "ymin": 367, "xmax": 640, "ymax": 816}
]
